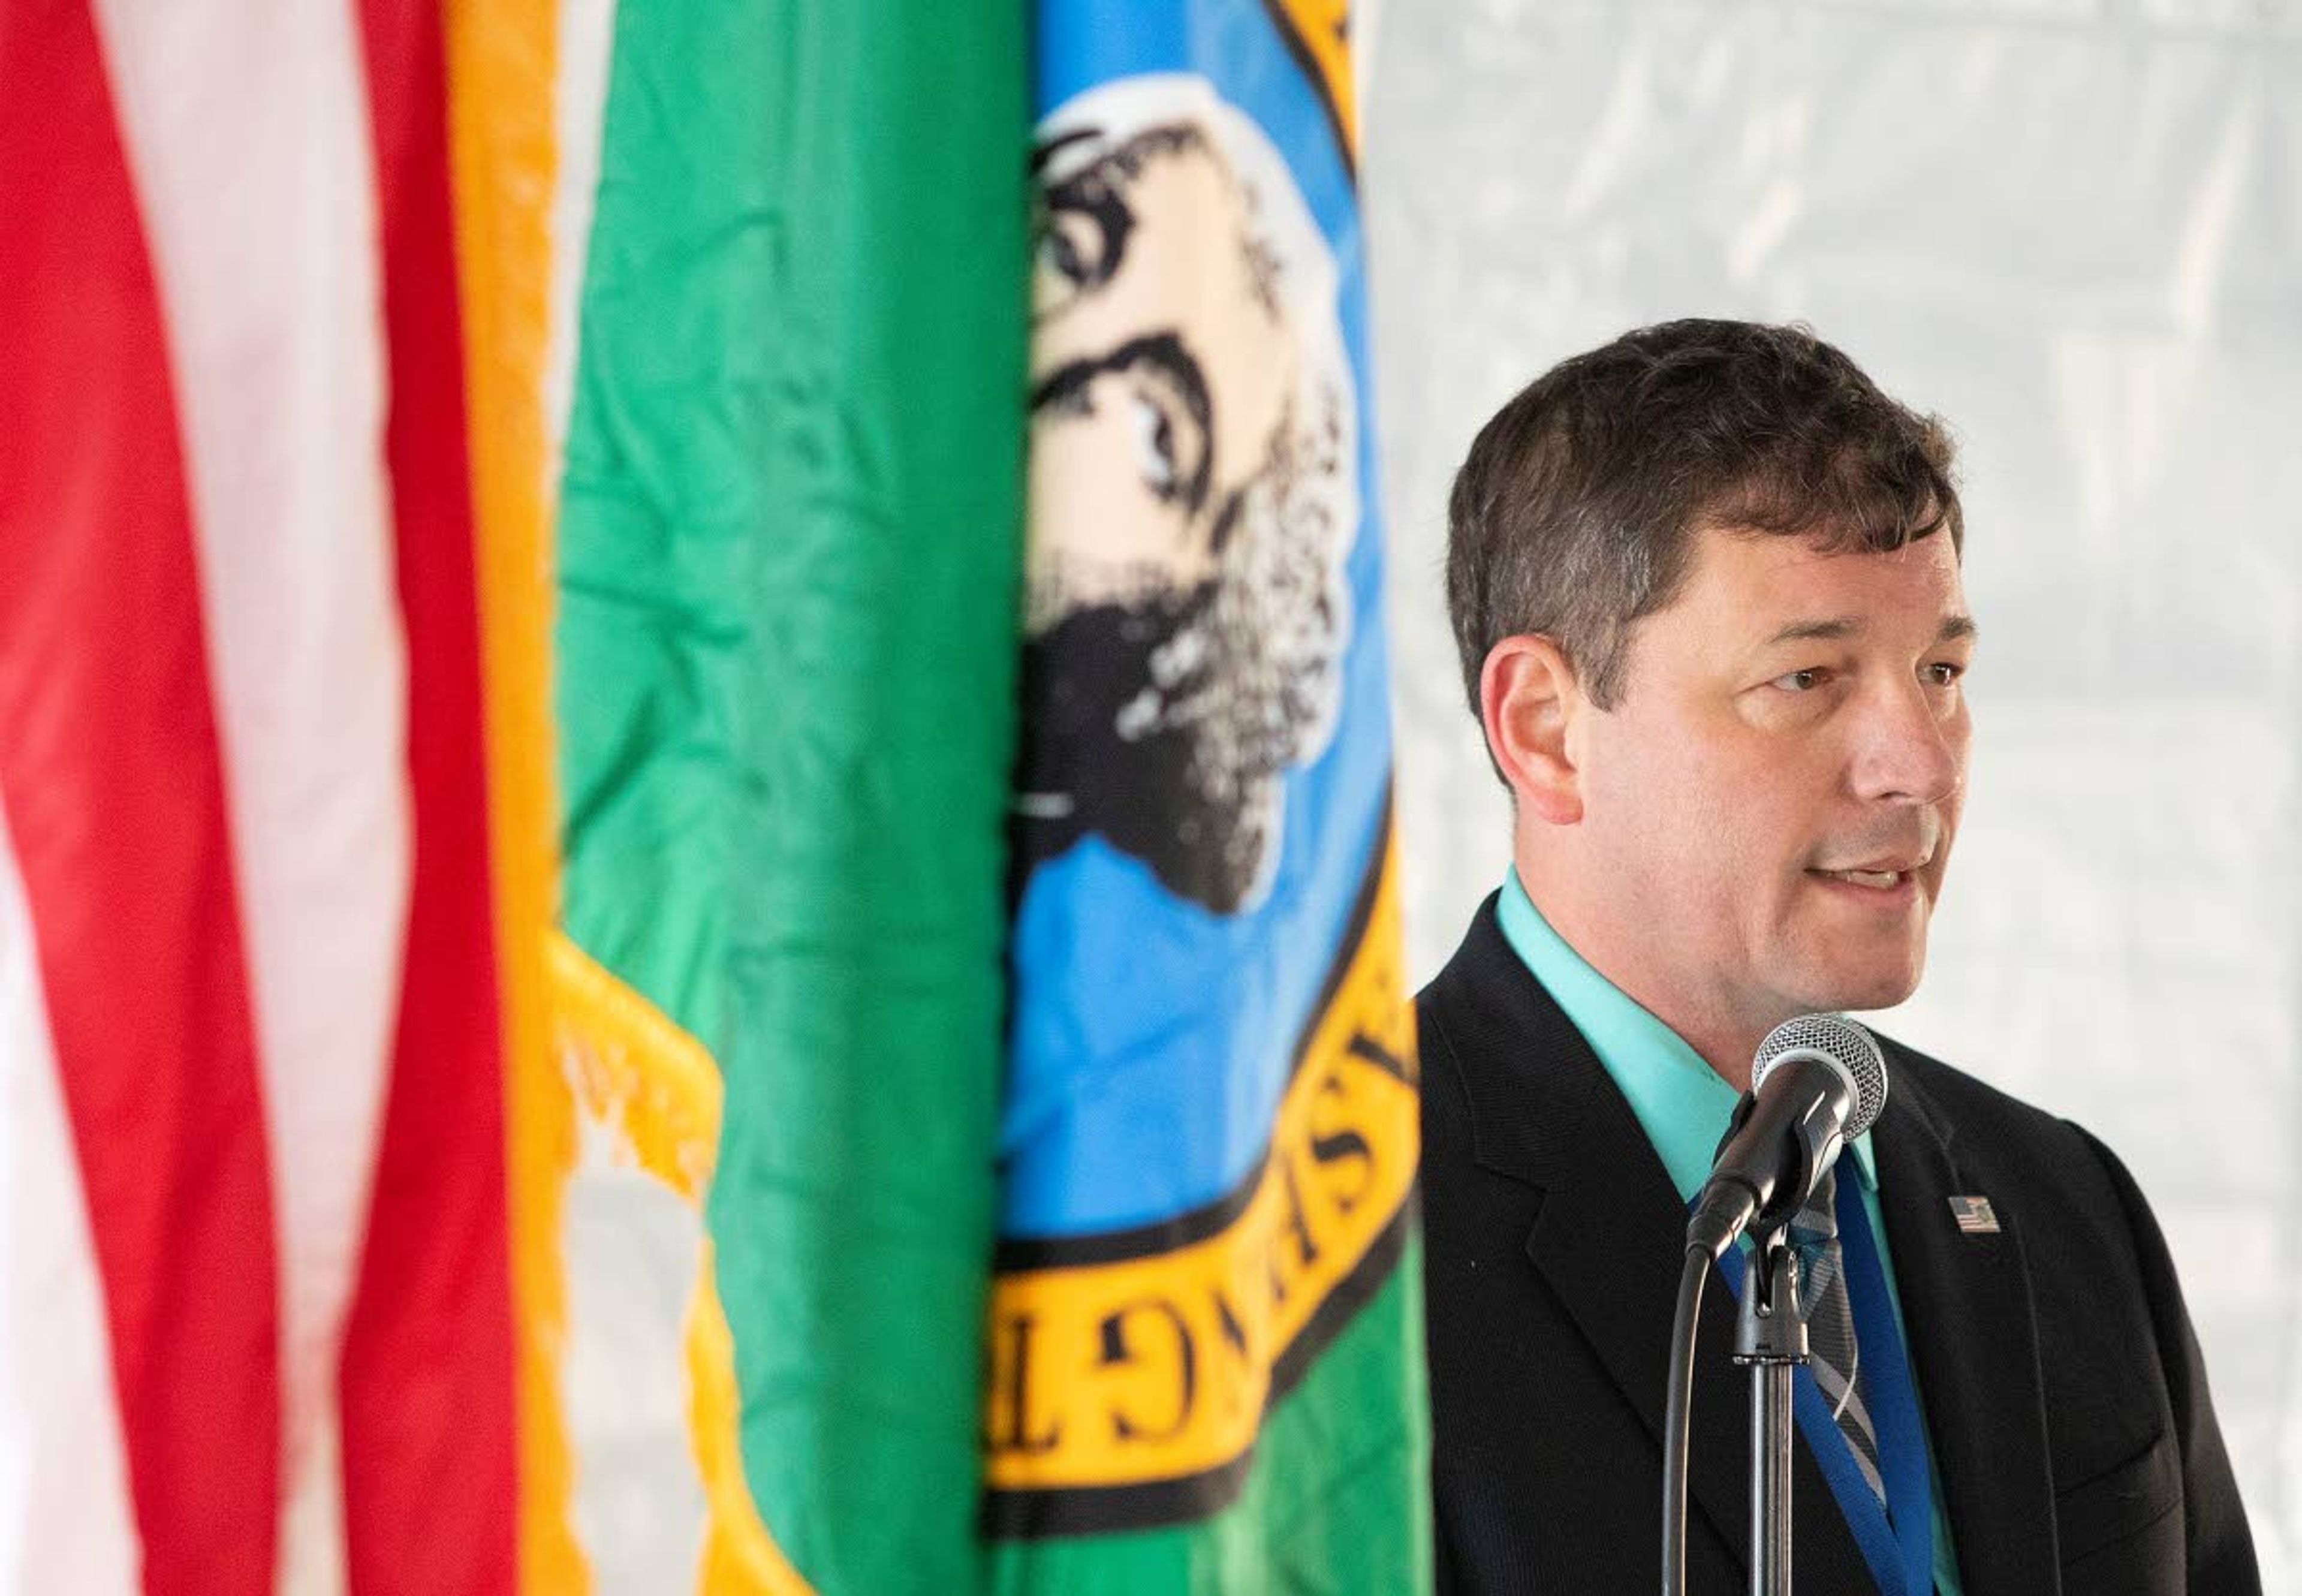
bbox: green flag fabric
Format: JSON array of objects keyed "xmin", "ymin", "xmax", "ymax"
[{"xmin": 553, "ymin": 5, "xmax": 1029, "ymax": 1592}]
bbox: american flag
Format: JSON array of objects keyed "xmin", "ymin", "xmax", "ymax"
[{"xmin": 1948, "ymin": 1196, "xmax": 2001, "ymax": 1234}]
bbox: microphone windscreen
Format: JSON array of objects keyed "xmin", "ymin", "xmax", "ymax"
[{"xmin": 1753, "ymin": 1013, "xmax": 1890, "ymax": 1137}]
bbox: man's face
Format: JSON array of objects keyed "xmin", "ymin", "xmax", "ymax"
[
  {"xmin": 1013, "ymin": 98, "xmax": 1355, "ymax": 915},
  {"xmin": 1574, "ymin": 526, "xmax": 1975, "ymax": 1038},
  {"xmin": 1026, "ymin": 131, "xmax": 1295, "ymax": 628}
]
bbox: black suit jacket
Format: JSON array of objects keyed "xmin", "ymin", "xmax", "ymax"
[{"xmin": 1419, "ymin": 895, "xmax": 2259, "ymax": 1594}]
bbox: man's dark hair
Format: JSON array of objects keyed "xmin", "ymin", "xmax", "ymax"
[{"xmin": 1445, "ymin": 319, "xmax": 1961, "ymax": 722}]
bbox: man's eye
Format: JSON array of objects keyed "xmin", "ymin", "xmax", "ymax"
[
  {"xmin": 1039, "ymin": 221, "xmax": 1087, "ymax": 284},
  {"xmin": 1036, "ymin": 205, "xmax": 1116, "ymax": 297},
  {"xmin": 1036, "ymin": 216, "xmax": 1101, "ymax": 299},
  {"xmin": 1129, "ymin": 389, "xmax": 1180, "ymax": 497},
  {"xmin": 1773, "ymin": 667, "xmax": 1829, "ymax": 692},
  {"xmin": 1923, "ymin": 661, "xmax": 1965, "ymax": 688}
]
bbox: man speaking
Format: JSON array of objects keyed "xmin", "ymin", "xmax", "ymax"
[{"xmin": 1417, "ymin": 320, "xmax": 2259, "ymax": 1592}]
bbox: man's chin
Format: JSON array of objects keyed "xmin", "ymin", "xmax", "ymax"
[{"xmin": 1779, "ymin": 947, "xmax": 1927, "ymax": 1019}]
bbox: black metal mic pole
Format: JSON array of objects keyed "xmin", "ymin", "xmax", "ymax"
[
  {"xmin": 1668, "ymin": 1014, "xmax": 1888, "ymax": 1596},
  {"xmin": 1733, "ymin": 1228, "xmax": 1806, "ymax": 1596}
]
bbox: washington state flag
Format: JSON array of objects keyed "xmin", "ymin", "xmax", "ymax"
[
  {"xmin": 551, "ymin": 0, "xmax": 1426, "ymax": 1589},
  {"xmin": 991, "ymin": 2, "xmax": 1433, "ymax": 1589}
]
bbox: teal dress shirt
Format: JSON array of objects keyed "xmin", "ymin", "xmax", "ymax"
[{"xmin": 1498, "ymin": 869, "xmax": 1965, "ymax": 1594}]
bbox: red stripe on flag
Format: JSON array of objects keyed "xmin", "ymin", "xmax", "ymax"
[
  {"xmin": 338, "ymin": 2, "xmax": 522, "ymax": 1592},
  {"xmin": 0, "ymin": 4, "xmax": 282, "ymax": 1592}
]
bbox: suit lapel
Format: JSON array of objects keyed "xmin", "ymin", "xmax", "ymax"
[
  {"xmin": 1432, "ymin": 902, "xmax": 1872, "ymax": 1588},
  {"xmin": 1518, "ymin": 1056, "xmax": 1759, "ymax": 1566},
  {"xmin": 1872, "ymin": 1057, "xmax": 2059, "ymax": 1596}
]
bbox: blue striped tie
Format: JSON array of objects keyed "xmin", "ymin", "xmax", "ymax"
[{"xmin": 1789, "ymin": 1166, "xmax": 1886, "ymax": 1505}]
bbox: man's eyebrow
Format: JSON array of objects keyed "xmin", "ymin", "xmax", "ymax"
[
  {"xmin": 1761, "ymin": 613, "xmax": 1980, "ymax": 646},
  {"xmin": 1765, "ymin": 616, "xmax": 1859, "ymax": 645}
]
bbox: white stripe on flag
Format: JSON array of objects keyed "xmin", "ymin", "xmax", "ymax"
[
  {"xmin": 0, "ymin": 800, "xmax": 140, "ymax": 1596},
  {"xmin": 87, "ymin": 5, "xmax": 415, "ymax": 1591}
]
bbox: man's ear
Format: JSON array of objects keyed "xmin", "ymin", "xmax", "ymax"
[{"xmin": 1479, "ymin": 635, "xmax": 1585, "ymax": 825}]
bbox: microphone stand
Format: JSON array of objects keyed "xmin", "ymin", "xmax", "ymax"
[{"xmin": 1732, "ymin": 1226, "xmax": 1806, "ymax": 1596}]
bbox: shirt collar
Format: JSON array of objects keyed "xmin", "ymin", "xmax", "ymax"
[{"xmin": 1496, "ymin": 868, "xmax": 1878, "ymax": 1205}]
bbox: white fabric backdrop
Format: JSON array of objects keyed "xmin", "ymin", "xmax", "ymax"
[{"xmin": 1363, "ymin": 1, "xmax": 2302, "ymax": 1582}]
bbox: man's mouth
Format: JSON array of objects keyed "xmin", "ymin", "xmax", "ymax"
[
  {"xmin": 1809, "ymin": 854, "xmax": 1930, "ymax": 890},
  {"xmin": 1806, "ymin": 811, "xmax": 1943, "ymax": 896}
]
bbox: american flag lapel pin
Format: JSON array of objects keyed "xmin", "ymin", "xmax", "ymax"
[{"xmin": 1948, "ymin": 1195, "xmax": 2000, "ymax": 1234}]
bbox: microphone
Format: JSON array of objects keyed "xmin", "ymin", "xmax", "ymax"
[{"xmin": 1685, "ymin": 1014, "xmax": 1888, "ymax": 1260}]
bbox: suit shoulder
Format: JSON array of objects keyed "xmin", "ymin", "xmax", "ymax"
[
  {"xmin": 1873, "ymin": 1031, "xmax": 2166, "ymax": 1260},
  {"xmin": 1411, "ymin": 893, "xmax": 1514, "ymax": 1116},
  {"xmin": 1874, "ymin": 1031, "xmax": 2092, "ymax": 1161},
  {"xmin": 1870, "ymin": 1031, "xmax": 2182, "ymax": 1265}
]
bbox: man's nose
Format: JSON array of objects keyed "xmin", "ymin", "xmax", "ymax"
[{"xmin": 1849, "ymin": 677, "xmax": 1963, "ymax": 805}]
